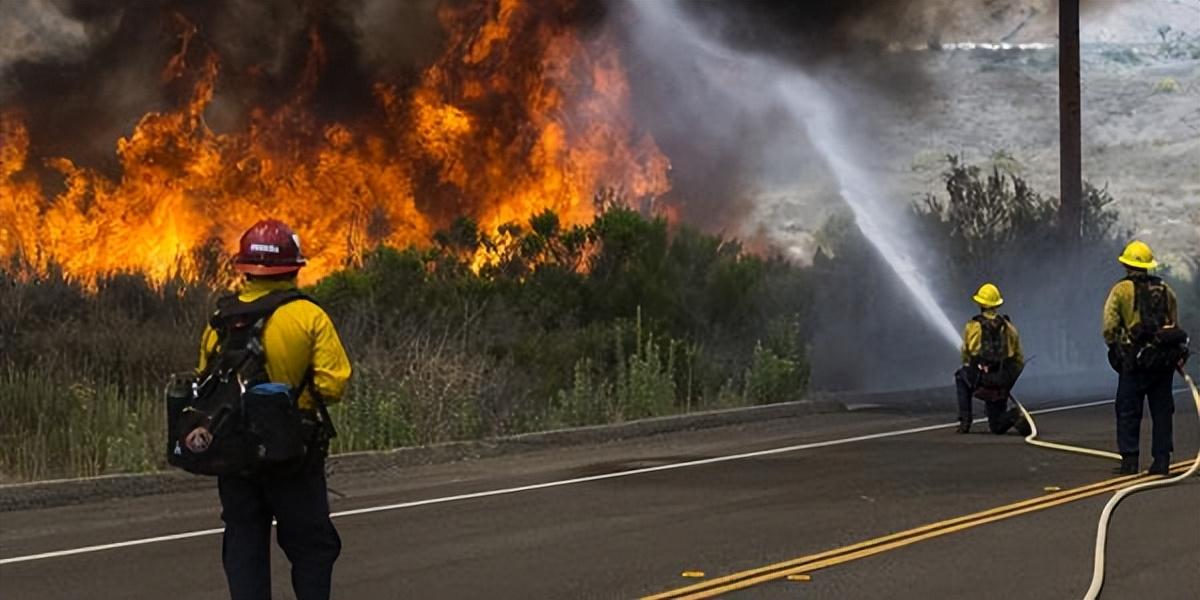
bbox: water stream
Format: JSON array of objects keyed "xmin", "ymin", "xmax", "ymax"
[{"xmin": 630, "ymin": 1, "xmax": 963, "ymax": 349}]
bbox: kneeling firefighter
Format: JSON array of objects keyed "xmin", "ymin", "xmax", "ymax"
[
  {"xmin": 1102, "ymin": 240, "xmax": 1189, "ymax": 476},
  {"xmin": 166, "ymin": 219, "xmax": 352, "ymax": 600},
  {"xmin": 954, "ymin": 283, "xmax": 1031, "ymax": 435}
]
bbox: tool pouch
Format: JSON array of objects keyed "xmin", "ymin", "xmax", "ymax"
[
  {"xmin": 242, "ymin": 382, "xmax": 313, "ymax": 467},
  {"xmin": 1107, "ymin": 344, "xmax": 1127, "ymax": 374},
  {"xmin": 1135, "ymin": 326, "xmax": 1190, "ymax": 373}
]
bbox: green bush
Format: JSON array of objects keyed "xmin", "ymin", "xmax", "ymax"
[
  {"xmin": 611, "ymin": 315, "xmax": 677, "ymax": 421},
  {"xmin": 552, "ymin": 357, "xmax": 614, "ymax": 428},
  {"xmin": 807, "ymin": 154, "xmax": 1132, "ymax": 388},
  {"xmin": 1157, "ymin": 25, "xmax": 1200, "ymax": 61},
  {"xmin": 743, "ymin": 342, "xmax": 805, "ymax": 405},
  {"xmin": 1, "ymin": 206, "xmax": 813, "ymax": 481},
  {"xmin": 0, "ymin": 366, "xmax": 162, "ymax": 481},
  {"xmin": 550, "ymin": 316, "xmax": 680, "ymax": 427}
]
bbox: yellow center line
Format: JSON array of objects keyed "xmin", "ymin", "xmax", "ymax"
[{"xmin": 644, "ymin": 461, "xmax": 1191, "ymax": 600}]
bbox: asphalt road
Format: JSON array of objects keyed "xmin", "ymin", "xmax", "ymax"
[{"xmin": 2, "ymin": 390, "xmax": 1197, "ymax": 599}]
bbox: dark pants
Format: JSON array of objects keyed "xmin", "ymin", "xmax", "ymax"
[
  {"xmin": 955, "ymin": 367, "xmax": 1018, "ymax": 434},
  {"xmin": 1114, "ymin": 369, "xmax": 1175, "ymax": 460},
  {"xmin": 218, "ymin": 455, "xmax": 341, "ymax": 600}
]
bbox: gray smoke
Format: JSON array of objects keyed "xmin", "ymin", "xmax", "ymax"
[
  {"xmin": 608, "ymin": 0, "xmax": 1117, "ymax": 237},
  {"xmin": 680, "ymin": 1, "xmax": 1109, "ymax": 54},
  {"xmin": 620, "ymin": 0, "xmax": 962, "ymax": 342},
  {"xmin": 0, "ymin": 0, "xmax": 101, "ymax": 80}
]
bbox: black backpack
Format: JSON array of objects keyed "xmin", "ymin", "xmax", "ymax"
[
  {"xmin": 166, "ymin": 289, "xmax": 335, "ymax": 476},
  {"xmin": 971, "ymin": 315, "xmax": 1023, "ymax": 394},
  {"xmin": 1124, "ymin": 275, "xmax": 1190, "ymax": 373}
]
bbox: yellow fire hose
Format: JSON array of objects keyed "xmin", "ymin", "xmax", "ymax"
[{"xmin": 1011, "ymin": 369, "xmax": 1200, "ymax": 599}]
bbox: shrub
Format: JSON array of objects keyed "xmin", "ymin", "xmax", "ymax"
[
  {"xmin": 1, "ymin": 206, "xmax": 814, "ymax": 480},
  {"xmin": 0, "ymin": 366, "xmax": 162, "ymax": 481},
  {"xmin": 1157, "ymin": 25, "xmax": 1200, "ymax": 61},
  {"xmin": 612, "ymin": 316, "xmax": 677, "ymax": 421},
  {"xmin": 552, "ymin": 358, "xmax": 614, "ymax": 428},
  {"xmin": 1153, "ymin": 77, "xmax": 1180, "ymax": 94},
  {"xmin": 743, "ymin": 342, "xmax": 804, "ymax": 405}
]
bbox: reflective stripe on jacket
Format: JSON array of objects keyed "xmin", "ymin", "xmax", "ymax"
[{"xmin": 198, "ymin": 279, "xmax": 352, "ymax": 410}]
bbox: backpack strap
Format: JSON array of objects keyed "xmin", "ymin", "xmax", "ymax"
[
  {"xmin": 1123, "ymin": 274, "xmax": 1169, "ymax": 344},
  {"xmin": 971, "ymin": 314, "xmax": 1008, "ymax": 365},
  {"xmin": 972, "ymin": 313, "xmax": 1012, "ymax": 324},
  {"xmin": 233, "ymin": 291, "xmax": 337, "ymax": 438},
  {"xmin": 202, "ymin": 289, "xmax": 313, "ymax": 386},
  {"xmin": 294, "ymin": 368, "xmax": 338, "ymax": 440},
  {"xmin": 209, "ymin": 289, "xmax": 310, "ymax": 331}
]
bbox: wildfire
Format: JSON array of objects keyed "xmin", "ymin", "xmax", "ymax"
[{"xmin": 0, "ymin": 0, "xmax": 670, "ymax": 284}]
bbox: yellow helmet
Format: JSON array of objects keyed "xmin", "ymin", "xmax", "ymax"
[
  {"xmin": 972, "ymin": 283, "xmax": 1004, "ymax": 309},
  {"xmin": 1117, "ymin": 240, "xmax": 1157, "ymax": 270}
]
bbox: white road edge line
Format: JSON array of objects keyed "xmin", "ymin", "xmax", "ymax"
[{"xmin": 0, "ymin": 396, "xmax": 1138, "ymax": 566}]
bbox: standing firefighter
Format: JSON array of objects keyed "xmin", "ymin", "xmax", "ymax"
[
  {"xmin": 171, "ymin": 219, "xmax": 351, "ymax": 600},
  {"xmin": 955, "ymin": 283, "xmax": 1031, "ymax": 435},
  {"xmin": 1102, "ymin": 240, "xmax": 1189, "ymax": 475}
]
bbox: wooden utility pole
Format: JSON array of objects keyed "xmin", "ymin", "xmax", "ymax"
[{"xmin": 1059, "ymin": 0, "xmax": 1082, "ymax": 244}]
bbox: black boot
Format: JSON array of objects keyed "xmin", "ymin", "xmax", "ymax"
[
  {"xmin": 957, "ymin": 418, "xmax": 971, "ymax": 434},
  {"xmin": 1149, "ymin": 455, "xmax": 1170, "ymax": 476},
  {"xmin": 1114, "ymin": 455, "xmax": 1139, "ymax": 475},
  {"xmin": 1013, "ymin": 411, "xmax": 1032, "ymax": 437}
]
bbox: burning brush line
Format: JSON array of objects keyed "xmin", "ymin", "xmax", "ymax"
[{"xmin": 0, "ymin": 0, "xmax": 671, "ymax": 284}]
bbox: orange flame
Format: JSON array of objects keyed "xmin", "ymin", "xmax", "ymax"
[{"xmin": 0, "ymin": 0, "xmax": 669, "ymax": 284}]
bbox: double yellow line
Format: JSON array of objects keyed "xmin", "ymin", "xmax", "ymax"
[{"xmin": 643, "ymin": 462, "xmax": 1191, "ymax": 599}]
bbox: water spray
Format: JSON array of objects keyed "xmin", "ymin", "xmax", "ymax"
[
  {"xmin": 629, "ymin": 0, "xmax": 963, "ymax": 348},
  {"xmin": 775, "ymin": 77, "xmax": 962, "ymax": 347},
  {"xmin": 630, "ymin": 6, "xmax": 1196, "ymax": 596}
]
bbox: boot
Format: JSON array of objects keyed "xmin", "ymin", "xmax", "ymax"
[
  {"xmin": 1114, "ymin": 455, "xmax": 1139, "ymax": 475},
  {"xmin": 957, "ymin": 418, "xmax": 971, "ymax": 434},
  {"xmin": 1013, "ymin": 411, "xmax": 1032, "ymax": 437},
  {"xmin": 1149, "ymin": 455, "xmax": 1170, "ymax": 476}
]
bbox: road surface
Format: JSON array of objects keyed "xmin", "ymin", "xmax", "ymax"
[{"xmin": 2, "ymin": 390, "xmax": 1197, "ymax": 599}]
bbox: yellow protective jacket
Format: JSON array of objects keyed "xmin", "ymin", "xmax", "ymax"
[
  {"xmin": 961, "ymin": 310, "xmax": 1024, "ymax": 367},
  {"xmin": 1102, "ymin": 277, "xmax": 1178, "ymax": 346},
  {"xmin": 198, "ymin": 279, "xmax": 352, "ymax": 411}
]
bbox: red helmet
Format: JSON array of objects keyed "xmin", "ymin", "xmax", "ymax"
[{"xmin": 234, "ymin": 219, "xmax": 307, "ymax": 275}]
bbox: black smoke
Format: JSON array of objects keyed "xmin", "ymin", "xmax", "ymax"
[{"xmin": 0, "ymin": 0, "xmax": 444, "ymax": 178}]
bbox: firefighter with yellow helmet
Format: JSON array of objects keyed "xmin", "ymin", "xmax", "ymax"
[
  {"xmin": 1102, "ymin": 240, "xmax": 1189, "ymax": 475},
  {"xmin": 955, "ymin": 283, "xmax": 1031, "ymax": 435}
]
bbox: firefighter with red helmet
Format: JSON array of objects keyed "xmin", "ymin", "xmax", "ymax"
[{"xmin": 191, "ymin": 219, "xmax": 351, "ymax": 600}]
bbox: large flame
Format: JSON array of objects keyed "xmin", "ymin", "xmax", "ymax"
[{"xmin": 0, "ymin": 0, "xmax": 669, "ymax": 283}]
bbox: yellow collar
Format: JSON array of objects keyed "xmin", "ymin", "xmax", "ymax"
[{"xmin": 239, "ymin": 278, "xmax": 299, "ymax": 301}]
